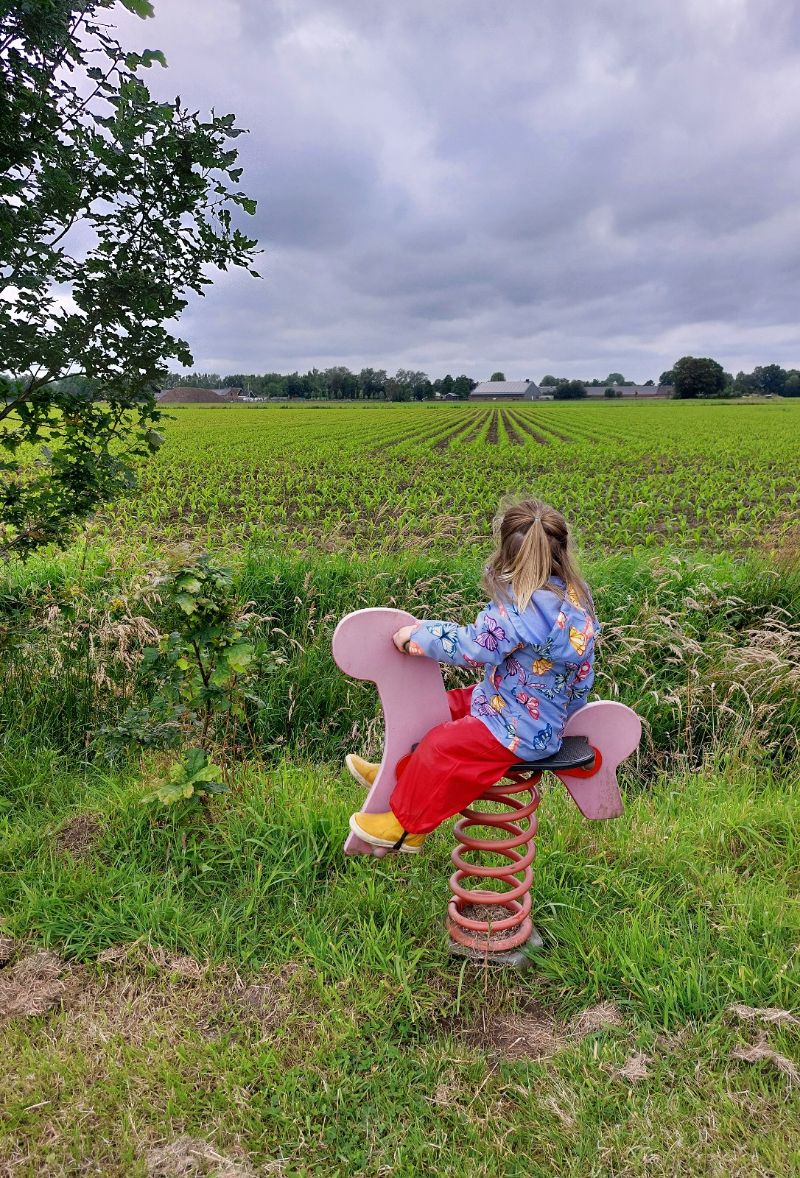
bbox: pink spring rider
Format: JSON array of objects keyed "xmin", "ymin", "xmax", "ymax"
[{"xmin": 333, "ymin": 607, "xmax": 641, "ymax": 968}]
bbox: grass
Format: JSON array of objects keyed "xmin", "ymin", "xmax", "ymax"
[
  {"xmin": 1, "ymin": 745, "xmax": 798, "ymax": 1174},
  {"xmin": 3, "ymin": 549, "xmax": 800, "ymax": 770},
  {"xmin": 2, "ymin": 749, "xmax": 797, "ymax": 1011}
]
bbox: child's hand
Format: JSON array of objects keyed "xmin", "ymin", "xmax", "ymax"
[{"xmin": 392, "ymin": 625, "xmax": 416, "ymax": 653}]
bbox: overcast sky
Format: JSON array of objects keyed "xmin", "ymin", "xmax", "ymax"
[{"xmin": 117, "ymin": 0, "xmax": 800, "ymax": 382}]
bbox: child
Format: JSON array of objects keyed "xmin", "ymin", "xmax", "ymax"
[{"xmin": 348, "ymin": 497, "xmax": 597, "ymax": 853}]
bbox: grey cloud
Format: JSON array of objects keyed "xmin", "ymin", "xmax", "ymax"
[
  {"xmin": 249, "ymin": 141, "xmax": 386, "ymax": 249},
  {"xmin": 114, "ymin": 0, "xmax": 800, "ymax": 380}
]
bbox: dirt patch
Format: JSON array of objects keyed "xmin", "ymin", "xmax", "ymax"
[
  {"xmin": 468, "ymin": 1000, "xmax": 563, "ymax": 1061},
  {"xmin": 382, "ymin": 423, "xmax": 445, "ymax": 450},
  {"xmin": 47, "ymin": 961, "xmax": 246, "ymax": 1054},
  {"xmin": 728, "ymin": 1003, "xmax": 800, "ymax": 1027},
  {"xmin": 144, "ymin": 1136, "xmax": 258, "ymax": 1177},
  {"xmin": 147, "ymin": 949, "xmax": 206, "ymax": 980},
  {"xmin": 97, "ymin": 942, "xmax": 207, "ymax": 979},
  {"xmin": 486, "ymin": 410, "xmax": 499, "ymax": 444},
  {"xmin": 87, "ymin": 949, "xmax": 315, "ymax": 1055},
  {"xmin": 732, "ymin": 1037, "xmax": 799, "ymax": 1082},
  {"xmin": 456, "ymin": 903, "xmax": 521, "ymax": 945},
  {"xmin": 507, "ymin": 413, "xmax": 549, "ymax": 445},
  {"xmin": 568, "ymin": 1001, "xmax": 624, "ymax": 1037},
  {"xmin": 458, "ymin": 420, "xmax": 483, "ymax": 445},
  {"xmin": 54, "ymin": 813, "xmax": 102, "ymax": 858},
  {"xmin": 0, "ymin": 950, "xmax": 84, "ymax": 1019},
  {"xmin": 535, "ymin": 414, "xmax": 576, "ymax": 442},
  {"xmin": 72, "ymin": 978, "xmax": 213, "ymax": 1049},
  {"xmin": 616, "ymin": 1051, "xmax": 651, "ymax": 1082},
  {"xmin": 514, "ymin": 412, "xmax": 573, "ymax": 443},
  {"xmin": 232, "ymin": 962, "xmax": 308, "ymax": 1041},
  {"xmin": 464, "ymin": 996, "xmax": 627, "ymax": 1062},
  {"xmin": 0, "ymin": 943, "xmax": 317, "ymax": 1066},
  {"xmin": 0, "ymin": 938, "xmax": 310, "ymax": 1030},
  {"xmin": 758, "ymin": 515, "xmax": 800, "ymax": 560},
  {"xmin": 432, "ymin": 431, "xmax": 456, "ymax": 451},
  {"xmin": 432, "ymin": 416, "xmax": 479, "ymax": 451}
]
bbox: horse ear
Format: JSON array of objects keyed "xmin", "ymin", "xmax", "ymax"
[
  {"xmin": 332, "ymin": 608, "xmax": 411, "ymax": 681},
  {"xmin": 557, "ymin": 702, "xmax": 641, "ymax": 819}
]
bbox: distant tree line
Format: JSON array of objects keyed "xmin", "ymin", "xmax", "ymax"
[
  {"xmin": 541, "ymin": 359, "xmax": 800, "ymax": 400},
  {"xmin": 658, "ymin": 357, "xmax": 800, "ymax": 399},
  {"xmin": 159, "ymin": 368, "xmax": 478, "ymax": 401},
  {"xmin": 540, "ymin": 371, "xmax": 642, "ymax": 389},
  {"xmin": 33, "ymin": 358, "xmax": 800, "ymax": 407}
]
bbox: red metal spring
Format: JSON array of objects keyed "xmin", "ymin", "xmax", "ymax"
[{"xmin": 448, "ymin": 773, "xmax": 541, "ymax": 953}]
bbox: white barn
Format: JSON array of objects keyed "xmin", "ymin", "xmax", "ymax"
[{"xmin": 469, "ymin": 380, "xmax": 541, "ymax": 402}]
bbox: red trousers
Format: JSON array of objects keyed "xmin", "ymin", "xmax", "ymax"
[{"xmin": 389, "ymin": 687, "xmax": 518, "ymax": 835}]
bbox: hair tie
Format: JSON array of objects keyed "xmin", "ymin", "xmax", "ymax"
[{"xmin": 533, "ymin": 515, "xmax": 541, "ymax": 525}]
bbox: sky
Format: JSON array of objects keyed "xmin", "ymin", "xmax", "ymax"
[{"xmin": 116, "ymin": 0, "xmax": 800, "ymax": 383}]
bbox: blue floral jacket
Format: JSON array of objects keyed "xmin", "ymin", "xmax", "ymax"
[{"xmin": 409, "ymin": 580, "xmax": 596, "ymax": 760}]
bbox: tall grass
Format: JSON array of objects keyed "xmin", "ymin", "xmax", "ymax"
[{"xmin": 2, "ymin": 549, "xmax": 799, "ymax": 774}]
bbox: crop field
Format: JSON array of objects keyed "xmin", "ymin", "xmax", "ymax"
[{"xmin": 99, "ymin": 399, "xmax": 800, "ymax": 557}]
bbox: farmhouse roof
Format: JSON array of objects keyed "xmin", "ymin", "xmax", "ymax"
[
  {"xmin": 156, "ymin": 386, "xmax": 242, "ymax": 403},
  {"xmin": 472, "ymin": 381, "xmax": 534, "ymax": 395}
]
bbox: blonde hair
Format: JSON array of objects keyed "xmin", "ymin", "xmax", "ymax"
[{"xmin": 481, "ymin": 497, "xmax": 594, "ymax": 615}]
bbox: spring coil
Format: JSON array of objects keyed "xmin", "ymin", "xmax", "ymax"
[{"xmin": 448, "ymin": 774, "xmax": 542, "ymax": 953}]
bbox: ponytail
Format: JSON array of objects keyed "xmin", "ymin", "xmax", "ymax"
[
  {"xmin": 507, "ymin": 514, "xmax": 552, "ymax": 612},
  {"xmin": 481, "ymin": 496, "xmax": 594, "ymax": 616}
]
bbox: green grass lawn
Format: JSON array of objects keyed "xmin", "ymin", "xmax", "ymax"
[{"xmin": 2, "ymin": 747, "xmax": 798, "ymax": 1176}]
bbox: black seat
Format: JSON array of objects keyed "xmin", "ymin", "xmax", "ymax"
[{"xmin": 509, "ymin": 734, "xmax": 595, "ymax": 774}]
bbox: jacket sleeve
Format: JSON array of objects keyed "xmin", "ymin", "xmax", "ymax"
[
  {"xmin": 566, "ymin": 657, "xmax": 595, "ymax": 719},
  {"xmin": 410, "ymin": 601, "xmax": 522, "ymax": 668}
]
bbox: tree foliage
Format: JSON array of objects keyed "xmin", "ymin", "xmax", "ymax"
[
  {"xmin": 160, "ymin": 367, "xmax": 478, "ymax": 401},
  {"xmin": 732, "ymin": 364, "xmax": 800, "ymax": 397},
  {"xmin": 489, "ymin": 371, "xmax": 506, "ymax": 382},
  {"xmin": 541, "ymin": 373, "xmax": 634, "ymax": 389},
  {"xmin": 126, "ymin": 552, "xmax": 278, "ymax": 810},
  {"xmin": 752, "ymin": 364, "xmax": 787, "ymax": 396},
  {"xmin": 553, "ymin": 380, "xmax": 587, "ymax": 400},
  {"xmin": 0, "ymin": 0, "xmax": 259, "ymax": 557},
  {"xmin": 671, "ymin": 356, "xmax": 726, "ymax": 400},
  {"xmin": 784, "ymin": 373, "xmax": 800, "ymax": 397}
]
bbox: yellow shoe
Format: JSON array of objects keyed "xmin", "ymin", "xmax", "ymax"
[
  {"xmin": 346, "ymin": 753, "xmax": 380, "ymax": 789},
  {"xmin": 349, "ymin": 810, "xmax": 427, "ymax": 854}
]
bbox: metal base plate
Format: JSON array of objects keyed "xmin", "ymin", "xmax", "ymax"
[{"xmin": 448, "ymin": 927, "xmax": 544, "ymax": 971}]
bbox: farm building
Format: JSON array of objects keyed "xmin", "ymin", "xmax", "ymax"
[
  {"xmin": 469, "ymin": 380, "xmax": 541, "ymax": 402},
  {"xmin": 581, "ymin": 384, "xmax": 674, "ymax": 398},
  {"xmin": 156, "ymin": 386, "xmax": 243, "ymax": 403}
]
